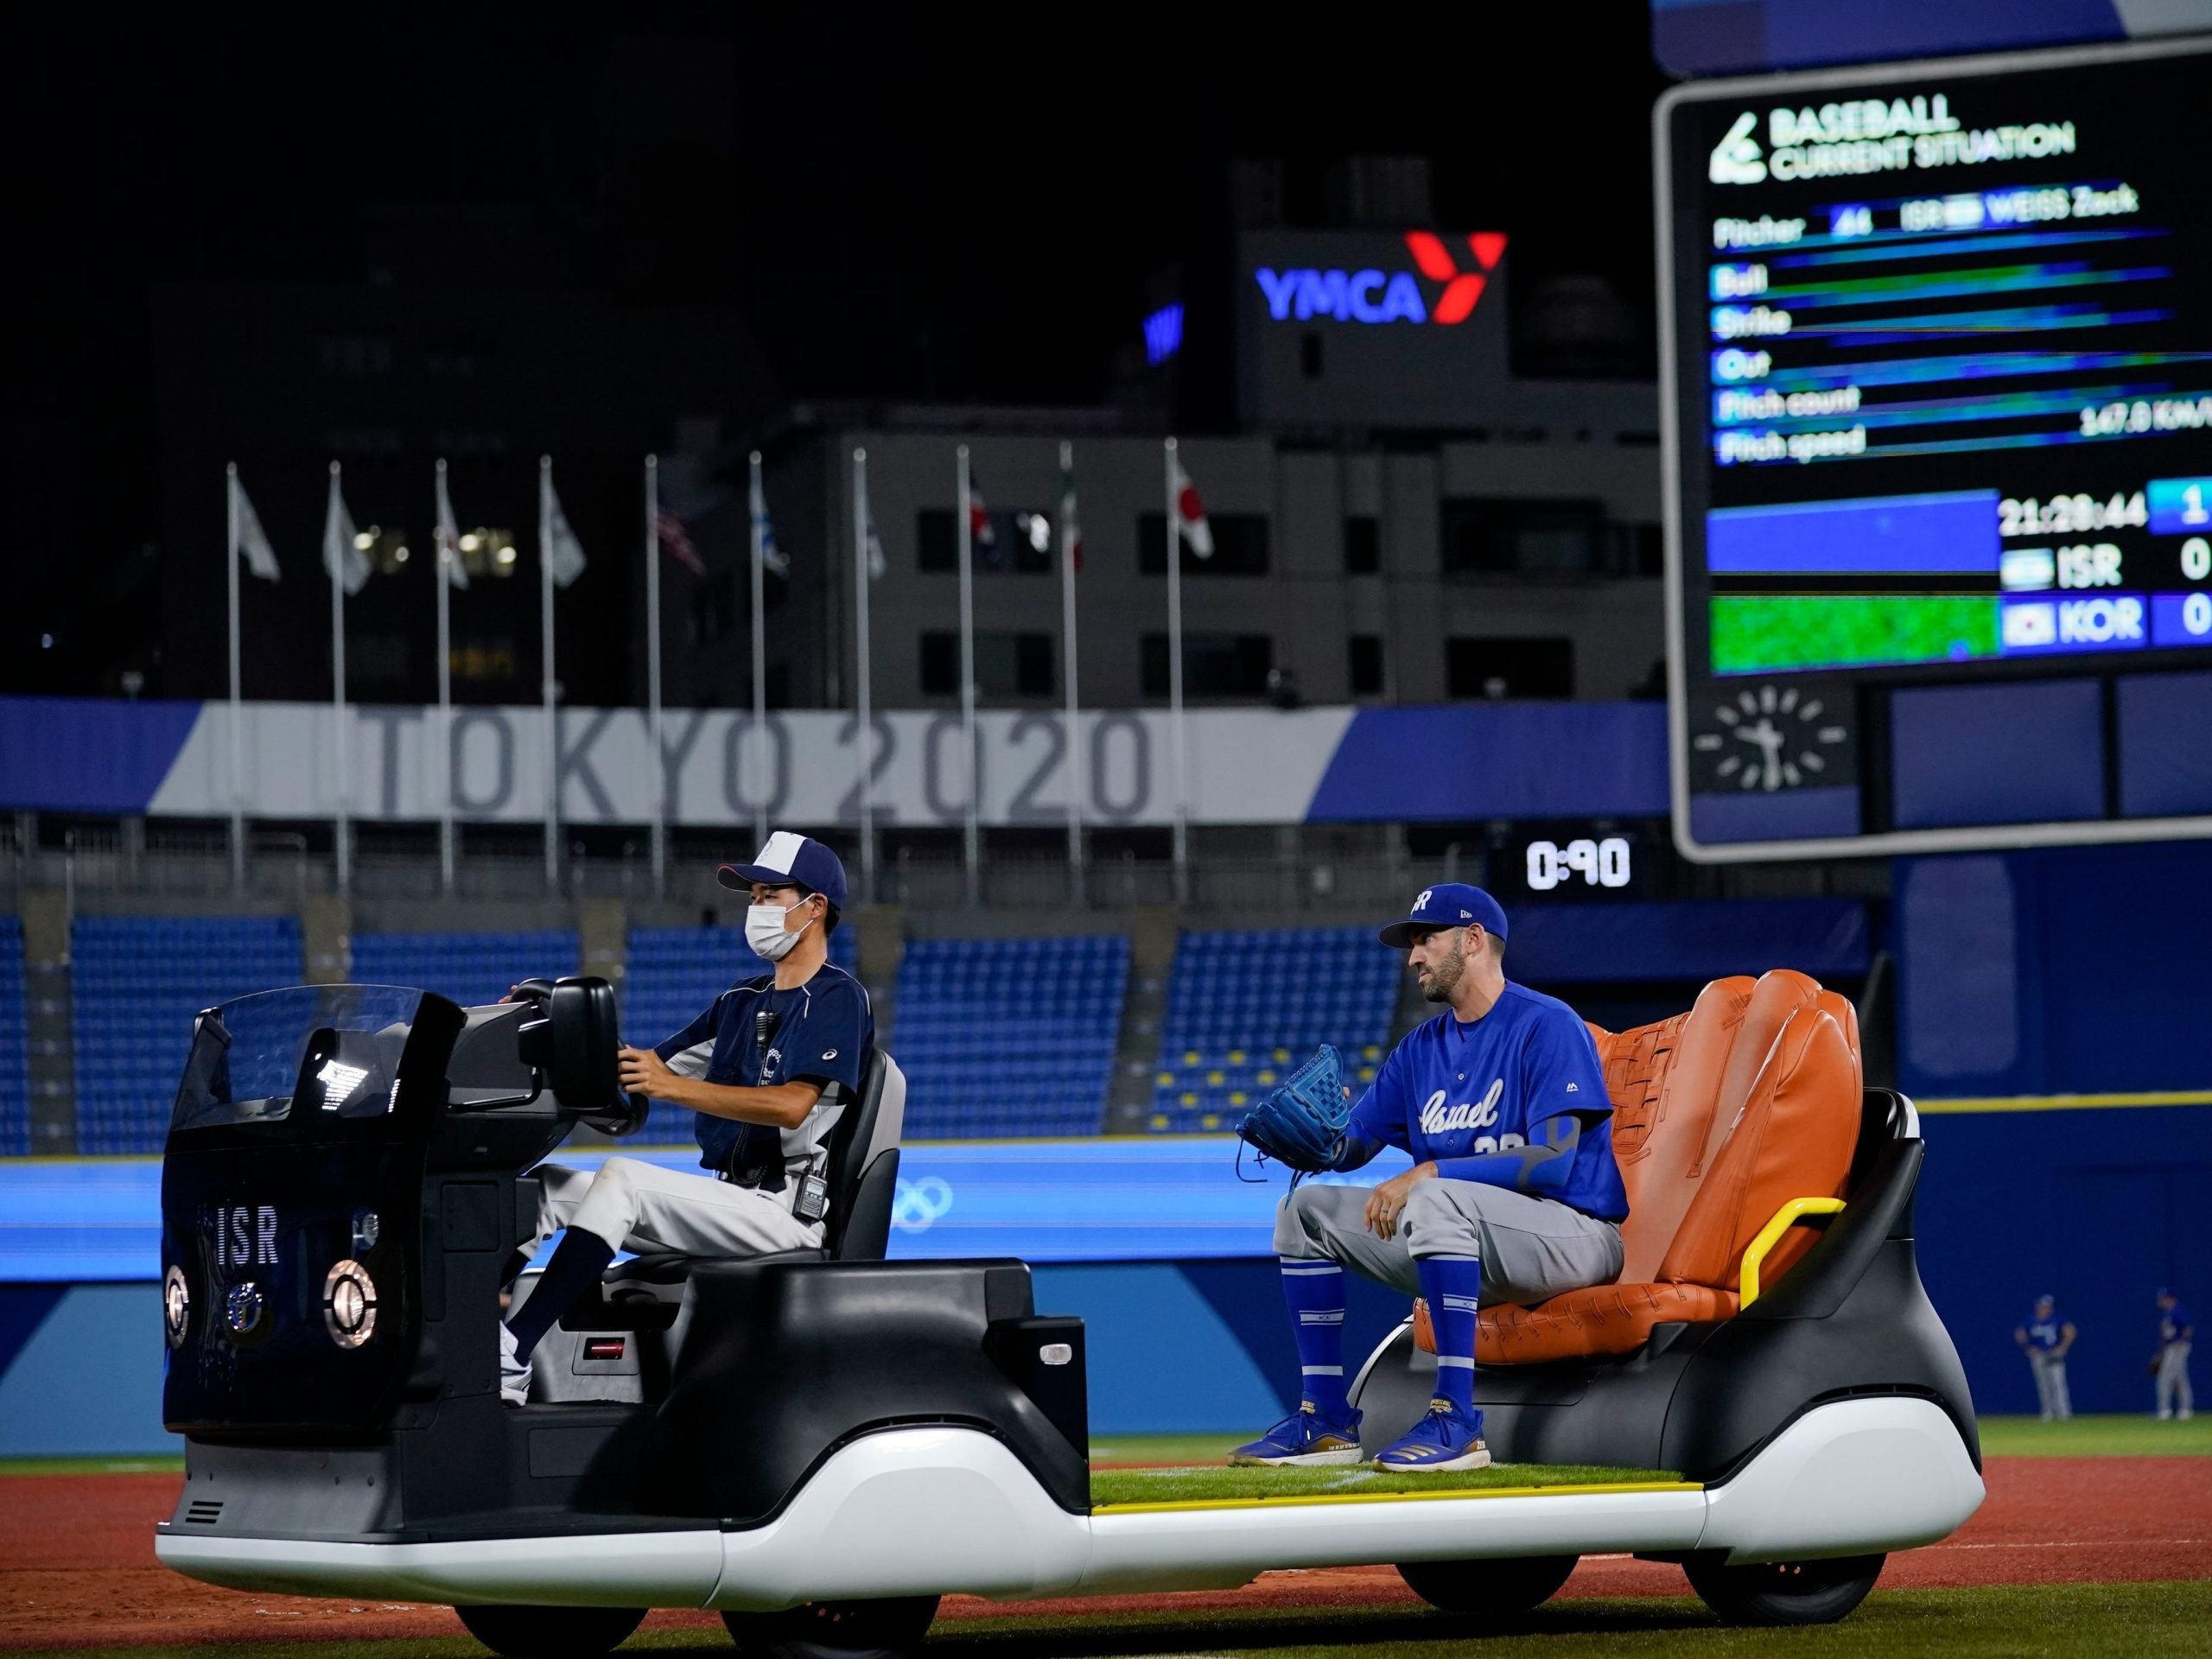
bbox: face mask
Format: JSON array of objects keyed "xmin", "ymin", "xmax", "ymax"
[{"xmin": 746, "ymin": 899, "xmax": 816, "ymax": 962}]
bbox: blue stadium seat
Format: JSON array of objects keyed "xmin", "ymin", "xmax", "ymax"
[
  {"xmin": 70, "ymin": 914, "xmax": 304, "ymax": 1155},
  {"xmin": 0, "ymin": 917, "xmax": 29, "ymax": 1156},
  {"xmin": 1147, "ymin": 925, "xmax": 1399, "ymax": 1135},
  {"xmin": 347, "ymin": 931, "xmax": 578, "ymax": 1014},
  {"xmin": 893, "ymin": 934, "xmax": 1130, "ymax": 1140}
]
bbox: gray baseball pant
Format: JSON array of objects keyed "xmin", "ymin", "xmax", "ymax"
[
  {"xmin": 2028, "ymin": 1350, "xmax": 2071, "ymax": 1420},
  {"xmin": 2157, "ymin": 1341, "xmax": 2194, "ymax": 1418},
  {"xmin": 531, "ymin": 1157, "xmax": 823, "ymax": 1259},
  {"xmin": 1274, "ymin": 1179, "xmax": 1624, "ymax": 1306}
]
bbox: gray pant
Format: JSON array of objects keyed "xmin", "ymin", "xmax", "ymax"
[
  {"xmin": 2028, "ymin": 1350, "xmax": 2071, "ymax": 1420},
  {"xmin": 2157, "ymin": 1341, "xmax": 2194, "ymax": 1417},
  {"xmin": 1274, "ymin": 1178, "xmax": 1624, "ymax": 1306},
  {"xmin": 533, "ymin": 1157, "xmax": 822, "ymax": 1259}
]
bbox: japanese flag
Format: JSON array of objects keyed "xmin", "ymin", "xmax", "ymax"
[{"xmin": 1170, "ymin": 450, "xmax": 1213, "ymax": 558}]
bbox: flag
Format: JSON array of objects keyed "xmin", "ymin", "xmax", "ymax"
[
  {"xmin": 656, "ymin": 509, "xmax": 707, "ymax": 576},
  {"xmin": 1170, "ymin": 450, "xmax": 1214, "ymax": 559},
  {"xmin": 865, "ymin": 507, "xmax": 887, "ymax": 580},
  {"xmin": 546, "ymin": 482, "xmax": 588, "ymax": 588},
  {"xmin": 968, "ymin": 468, "xmax": 997, "ymax": 553},
  {"xmin": 322, "ymin": 474, "xmax": 371, "ymax": 595},
  {"xmin": 1058, "ymin": 453, "xmax": 1084, "ymax": 574},
  {"xmin": 435, "ymin": 466, "xmax": 470, "ymax": 589},
  {"xmin": 236, "ymin": 479, "xmax": 281, "ymax": 582},
  {"xmin": 748, "ymin": 466, "xmax": 790, "ymax": 577}
]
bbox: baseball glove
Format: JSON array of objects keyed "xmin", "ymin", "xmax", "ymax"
[{"xmin": 1236, "ymin": 1043, "xmax": 1351, "ymax": 1177}]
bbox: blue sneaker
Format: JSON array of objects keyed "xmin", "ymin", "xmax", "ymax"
[
  {"xmin": 1373, "ymin": 1398, "xmax": 1491, "ymax": 1471},
  {"xmin": 1228, "ymin": 1402, "xmax": 1364, "ymax": 1466}
]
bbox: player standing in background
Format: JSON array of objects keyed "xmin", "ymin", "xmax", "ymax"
[
  {"xmin": 2154, "ymin": 1289, "xmax": 2195, "ymax": 1421},
  {"xmin": 2013, "ymin": 1294, "xmax": 2075, "ymax": 1421},
  {"xmin": 1230, "ymin": 885, "xmax": 1629, "ymax": 1472}
]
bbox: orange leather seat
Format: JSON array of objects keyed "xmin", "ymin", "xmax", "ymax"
[{"xmin": 1413, "ymin": 969, "xmax": 1862, "ymax": 1366}]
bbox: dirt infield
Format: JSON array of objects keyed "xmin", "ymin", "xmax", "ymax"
[{"xmin": 3, "ymin": 1457, "xmax": 2205, "ymax": 1650}]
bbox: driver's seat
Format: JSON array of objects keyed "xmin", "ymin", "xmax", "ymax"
[{"xmin": 526, "ymin": 1050, "xmax": 906, "ymax": 1398}]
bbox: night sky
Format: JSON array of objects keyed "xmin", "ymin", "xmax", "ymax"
[{"xmin": 2, "ymin": 9, "xmax": 1667, "ymax": 696}]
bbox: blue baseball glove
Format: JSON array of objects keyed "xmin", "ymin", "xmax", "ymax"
[{"xmin": 1236, "ymin": 1043, "xmax": 1351, "ymax": 1176}]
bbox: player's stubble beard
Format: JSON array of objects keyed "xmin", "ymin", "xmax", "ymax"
[{"xmin": 1418, "ymin": 935, "xmax": 1465, "ymax": 1003}]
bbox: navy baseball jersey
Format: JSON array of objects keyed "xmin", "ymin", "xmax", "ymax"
[
  {"xmin": 2025, "ymin": 1309, "xmax": 2066, "ymax": 1351},
  {"xmin": 2162, "ymin": 1303, "xmax": 2196, "ymax": 1345},
  {"xmin": 1350, "ymin": 982, "xmax": 1629, "ymax": 1222},
  {"xmin": 654, "ymin": 963, "xmax": 873, "ymax": 1179}
]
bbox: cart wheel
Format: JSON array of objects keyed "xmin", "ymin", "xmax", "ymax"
[
  {"xmin": 1683, "ymin": 1553, "xmax": 1885, "ymax": 1625},
  {"xmin": 454, "ymin": 1604, "xmax": 645, "ymax": 1657},
  {"xmin": 721, "ymin": 1595, "xmax": 939, "ymax": 1659},
  {"xmin": 1395, "ymin": 1554, "xmax": 1578, "ymax": 1623}
]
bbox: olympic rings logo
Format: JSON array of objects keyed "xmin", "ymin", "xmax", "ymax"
[{"xmin": 891, "ymin": 1176, "xmax": 954, "ymax": 1232}]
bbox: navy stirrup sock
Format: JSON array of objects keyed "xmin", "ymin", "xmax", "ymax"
[
  {"xmin": 505, "ymin": 1230, "xmax": 616, "ymax": 1361},
  {"xmin": 1416, "ymin": 1255, "xmax": 1482, "ymax": 1415},
  {"xmin": 1280, "ymin": 1256, "xmax": 1351, "ymax": 1421}
]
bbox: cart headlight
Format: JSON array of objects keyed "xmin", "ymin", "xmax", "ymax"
[
  {"xmin": 323, "ymin": 1259, "xmax": 378, "ymax": 1348},
  {"xmin": 162, "ymin": 1266, "xmax": 190, "ymax": 1349}
]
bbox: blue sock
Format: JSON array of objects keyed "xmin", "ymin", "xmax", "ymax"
[
  {"xmin": 1417, "ymin": 1255, "xmax": 1482, "ymax": 1415},
  {"xmin": 1280, "ymin": 1256, "xmax": 1350, "ymax": 1421}
]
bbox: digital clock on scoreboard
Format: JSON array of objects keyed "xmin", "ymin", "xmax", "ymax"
[{"xmin": 1659, "ymin": 37, "xmax": 2212, "ymax": 861}]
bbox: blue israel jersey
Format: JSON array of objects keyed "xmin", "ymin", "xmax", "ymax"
[
  {"xmin": 1350, "ymin": 982, "xmax": 1630, "ymax": 1222},
  {"xmin": 653, "ymin": 963, "xmax": 873, "ymax": 1177},
  {"xmin": 2162, "ymin": 1303, "xmax": 2196, "ymax": 1345},
  {"xmin": 2024, "ymin": 1310, "xmax": 2065, "ymax": 1351}
]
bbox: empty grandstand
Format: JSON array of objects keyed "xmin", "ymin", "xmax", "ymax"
[
  {"xmin": 346, "ymin": 931, "xmax": 579, "ymax": 1013},
  {"xmin": 893, "ymin": 934, "xmax": 1129, "ymax": 1139},
  {"xmin": 1150, "ymin": 926, "xmax": 1400, "ymax": 1133},
  {"xmin": 0, "ymin": 918, "xmax": 27, "ymax": 1157},
  {"xmin": 71, "ymin": 915, "xmax": 303, "ymax": 1154},
  {"xmin": 620, "ymin": 924, "xmax": 861, "ymax": 1144}
]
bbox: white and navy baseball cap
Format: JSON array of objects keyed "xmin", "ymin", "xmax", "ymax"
[
  {"xmin": 1377, "ymin": 882, "xmax": 1509, "ymax": 949},
  {"xmin": 717, "ymin": 830, "xmax": 849, "ymax": 911}
]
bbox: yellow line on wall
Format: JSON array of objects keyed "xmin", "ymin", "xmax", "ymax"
[{"xmin": 1919, "ymin": 1090, "xmax": 2212, "ymax": 1115}]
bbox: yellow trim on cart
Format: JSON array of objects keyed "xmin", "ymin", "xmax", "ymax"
[
  {"xmin": 1738, "ymin": 1197, "xmax": 1846, "ymax": 1307},
  {"xmin": 1919, "ymin": 1090, "xmax": 2212, "ymax": 1115},
  {"xmin": 1091, "ymin": 1478, "xmax": 1704, "ymax": 1516}
]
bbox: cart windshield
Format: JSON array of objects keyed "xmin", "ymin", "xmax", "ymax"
[{"xmin": 170, "ymin": 984, "xmax": 427, "ymax": 1132}]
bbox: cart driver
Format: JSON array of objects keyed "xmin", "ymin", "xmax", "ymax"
[
  {"xmin": 1230, "ymin": 884, "xmax": 1630, "ymax": 1471},
  {"xmin": 498, "ymin": 831, "xmax": 872, "ymax": 1404}
]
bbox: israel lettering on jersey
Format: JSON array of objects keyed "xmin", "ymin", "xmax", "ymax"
[{"xmin": 1351, "ymin": 982, "xmax": 1630, "ymax": 1222}]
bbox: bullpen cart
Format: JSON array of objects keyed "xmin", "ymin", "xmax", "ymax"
[{"xmin": 156, "ymin": 971, "xmax": 1982, "ymax": 1657}]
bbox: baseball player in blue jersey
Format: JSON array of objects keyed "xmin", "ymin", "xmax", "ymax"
[
  {"xmin": 498, "ymin": 832, "xmax": 872, "ymax": 1404},
  {"xmin": 1230, "ymin": 884, "xmax": 1629, "ymax": 1471},
  {"xmin": 2014, "ymin": 1294, "xmax": 2075, "ymax": 1421},
  {"xmin": 2154, "ymin": 1289, "xmax": 2195, "ymax": 1421}
]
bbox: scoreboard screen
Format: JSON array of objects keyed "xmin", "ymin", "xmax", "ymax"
[{"xmin": 1658, "ymin": 37, "xmax": 2212, "ymax": 860}]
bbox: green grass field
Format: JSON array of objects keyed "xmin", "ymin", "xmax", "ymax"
[
  {"xmin": 1090, "ymin": 1461, "xmax": 1679, "ymax": 1508},
  {"xmin": 13, "ymin": 1583, "xmax": 2212, "ymax": 1659}
]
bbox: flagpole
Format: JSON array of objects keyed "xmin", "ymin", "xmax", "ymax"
[
  {"xmin": 435, "ymin": 460, "xmax": 455, "ymax": 896},
  {"xmin": 852, "ymin": 447, "xmax": 875, "ymax": 906},
  {"xmin": 1164, "ymin": 436, "xmax": 1190, "ymax": 903},
  {"xmin": 226, "ymin": 463, "xmax": 245, "ymax": 893},
  {"xmin": 328, "ymin": 460, "xmax": 352, "ymax": 897},
  {"xmin": 956, "ymin": 443, "xmax": 979, "ymax": 906},
  {"xmin": 645, "ymin": 454, "xmax": 666, "ymax": 896},
  {"xmin": 539, "ymin": 455, "xmax": 557, "ymax": 893},
  {"xmin": 747, "ymin": 451, "xmax": 769, "ymax": 851},
  {"xmin": 1059, "ymin": 441, "xmax": 1084, "ymax": 905}
]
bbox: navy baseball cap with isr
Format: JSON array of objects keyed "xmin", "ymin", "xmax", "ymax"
[
  {"xmin": 1377, "ymin": 882, "xmax": 1508, "ymax": 949},
  {"xmin": 717, "ymin": 830, "xmax": 849, "ymax": 911}
]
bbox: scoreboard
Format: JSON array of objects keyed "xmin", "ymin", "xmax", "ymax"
[{"xmin": 1658, "ymin": 37, "xmax": 2212, "ymax": 860}]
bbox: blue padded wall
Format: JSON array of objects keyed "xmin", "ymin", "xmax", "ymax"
[
  {"xmin": 1152, "ymin": 928, "xmax": 1398, "ymax": 1133},
  {"xmin": 894, "ymin": 936, "xmax": 1129, "ymax": 1139},
  {"xmin": 71, "ymin": 915, "xmax": 302, "ymax": 1154}
]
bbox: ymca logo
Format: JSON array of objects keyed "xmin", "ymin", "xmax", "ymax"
[
  {"xmin": 1254, "ymin": 232, "xmax": 1508, "ymax": 326},
  {"xmin": 1419, "ymin": 1079, "xmax": 1503, "ymax": 1136},
  {"xmin": 1710, "ymin": 111, "xmax": 1767, "ymax": 185}
]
